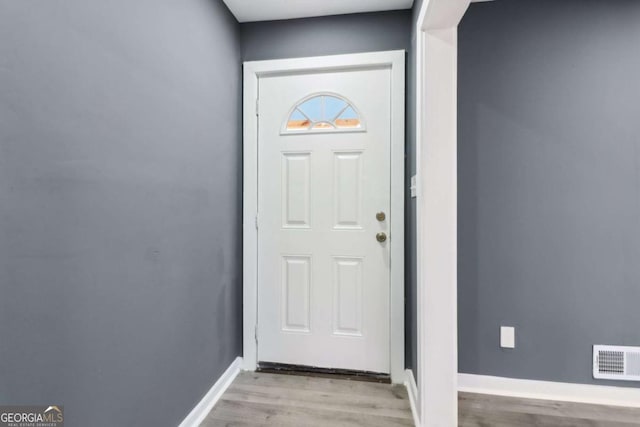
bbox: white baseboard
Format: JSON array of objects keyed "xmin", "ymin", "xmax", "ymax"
[
  {"xmin": 404, "ymin": 369, "xmax": 420, "ymax": 427},
  {"xmin": 178, "ymin": 357, "xmax": 243, "ymax": 427},
  {"xmin": 458, "ymin": 373, "xmax": 640, "ymax": 409}
]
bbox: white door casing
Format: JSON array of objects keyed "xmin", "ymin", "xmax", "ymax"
[
  {"xmin": 415, "ymin": 0, "xmax": 470, "ymax": 425},
  {"xmin": 243, "ymin": 51, "xmax": 405, "ymax": 382},
  {"xmin": 258, "ymin": 69, "xmax": 391, "ymax": 373}
]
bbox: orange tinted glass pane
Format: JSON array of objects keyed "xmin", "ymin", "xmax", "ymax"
[
  {"xmin": 335, "ymin": 118, "xmax": 361, "ymax": 128},
  {"xmin": 287, "ymin": 119, "xmax": 311, "ymax": 130},
  {"xmin": 312, "ymin": 122, "xmax": 334, "ymax": 129}
]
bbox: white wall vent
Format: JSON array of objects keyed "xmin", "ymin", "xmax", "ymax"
[{"xmin": 593, "ymin": 345, "xmax": 640, "ymax": 381}]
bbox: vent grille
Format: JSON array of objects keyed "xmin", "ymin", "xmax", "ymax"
[
  {"xmin": 594, "ymin": 345, "xmax": 640, "ymax": 381},
  {"xmin": 598, "ymin": 350, "xmax": 624, "ymax": 374}
]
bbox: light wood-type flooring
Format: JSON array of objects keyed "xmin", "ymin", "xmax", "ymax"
[{"xmin": 201, "ymin": 372, "xmax": 640, "ymax": 426}]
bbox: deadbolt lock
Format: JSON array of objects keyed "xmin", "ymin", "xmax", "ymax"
[
  {"xmin": 376, "ymin": 232, "xmax": 387, "ymax": 243},
  {"xmin": 376, "ymin": 212, "xmax": 386, "ymax": 222}
]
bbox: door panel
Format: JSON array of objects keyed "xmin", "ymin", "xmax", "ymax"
[
  {"xmin": 333, "ymin": 256, "xmax": 364, "ymax": 336},
  {"xmin": 333, "ymin": 152, "xmax": 363, "ymax": 229},
  {"xmin": 281, "ymin": 153, "xmax": 311, "ymax": 228},
  {"xmin": 257, "ymin": 67, "xmax": 391, "ymax": 373},
  {"xmin": 281, "ymin": 256, "xmax": 311, "ymax": 332}
]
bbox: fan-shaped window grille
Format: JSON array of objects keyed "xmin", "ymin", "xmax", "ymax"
[{"xmin": 284, "ymin": 93, "xmax": 364, "ymax": 133}]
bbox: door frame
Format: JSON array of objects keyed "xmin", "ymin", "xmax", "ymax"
[
  {"xmin": 415, "ymin": 0, "xmax": 470, "ymax": 425},
  {"xmin": 242, "ymin": 50, "xmax": 406, "ymax": 383}
]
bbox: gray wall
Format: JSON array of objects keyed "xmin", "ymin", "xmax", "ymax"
[
  {"xmin": 241, "ymin": 11, "xmax": 411, "ymax": 62},
  {"xmin": 458, "ymin": 0, "xmax": 640, "ymax": 387},
  {"xmin": 0, "ymin": 1, "xmax": 243, "ymax": 425},
  {"xmin": 240, "ymin": 10, "xmax": 416, "ymax": 372}
]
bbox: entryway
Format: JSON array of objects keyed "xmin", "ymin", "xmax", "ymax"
[{"xmin": 242, "ymin": 51, "xmax": 406, "ymax": 381}]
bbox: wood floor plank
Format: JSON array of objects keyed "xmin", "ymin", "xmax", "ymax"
[
  {"xmin": 460, "ymin": 410, "xmax": 638, "ymax": 427},
  {"xmin": 203, "ymin": 399, "xmax": 414, "ymax": 427},
  {"xmin": 459, "ymin": 393, "xmax": 640, "ymax": 427},
  {"xmin": 233, "ymin": 372, "xmax": 408, "ymax": 400},
  {"xmin": 459, "ymin": 392, "xmax": 640, "ymax": 425},
  {"xmin": 222, "ymin": 383, "xmax": 412, "ymax": 420},
  {"xmin": 199, "ymin": 420, "xmax": 263, "ymax": 427}
]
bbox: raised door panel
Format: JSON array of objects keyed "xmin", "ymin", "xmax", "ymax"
[
  {"xmin": 333, "ymin": 257, "xmax": 364, "ymax": 336},
  {"xmin": 281, "ymin": 256, "xmax": 311, "ymax": 332},
  {"xmin": 333, "ymin": 152, "xmax": 363, "ymax": 230},
  {"xmin": 281, "ymin": 153, "xmax": 311, "ymax": 229}
]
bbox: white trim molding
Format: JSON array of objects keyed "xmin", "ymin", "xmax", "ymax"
[
  {"xmin": 178, "ymin": 357, "xmax": 243, "ymax": 427},
  {"xmin": 404, "ymin": 369, "xmax": 420, "ymax": 427},
  {"xmin": 243, "ymin": 50, "xmax": 406, "ymax": 383},
  {"xmin": 458, "ymin": 374, "xmax": 640, "ymax": 409},
  {"xmin": 415, "ymin": 0, "xmax": 470, "ymax": 426}
]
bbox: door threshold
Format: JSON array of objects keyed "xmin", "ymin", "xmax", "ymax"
[{"xmin": 256, "ymin": 362, "xmax": 391, "ymax": 384}]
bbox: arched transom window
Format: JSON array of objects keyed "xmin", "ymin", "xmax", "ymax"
[{"xmin": 284, "ymin": 93, "xmax": 364, "ymax": 133}]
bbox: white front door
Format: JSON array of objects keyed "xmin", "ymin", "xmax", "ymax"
[{"xmin": 257, "ymin": 66, "xmax": 392, "ymax": 373}]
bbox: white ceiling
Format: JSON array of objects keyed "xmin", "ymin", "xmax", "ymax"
[{"xmin": 223, "ymin": 0, "xmax": 415, "ymax": 23}]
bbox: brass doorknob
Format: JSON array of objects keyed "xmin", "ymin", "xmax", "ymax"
[
  {"xmin": 376, "ymin": 232, "xmax": 387, "ymax": 243},
  {"xmin": 376, "ymin": 212, "xmax": 386, "ymax": 221}
]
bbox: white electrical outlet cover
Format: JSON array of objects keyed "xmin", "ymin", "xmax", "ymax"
[{"xmin": 501, "ymin": 326, "xmax": 515, "ymax": 349}]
